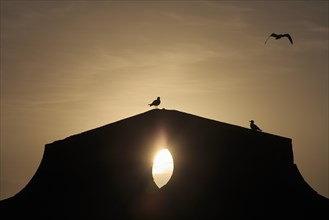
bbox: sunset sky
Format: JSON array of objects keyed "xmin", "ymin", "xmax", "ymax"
[{"xmin": 1, "ymin": 1, "xmax": 328, "ymax": 199}]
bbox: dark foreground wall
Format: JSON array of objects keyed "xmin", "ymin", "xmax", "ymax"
[{"xmin": 1, "ymin": 109, "xmax": 328, "ymax": 219}]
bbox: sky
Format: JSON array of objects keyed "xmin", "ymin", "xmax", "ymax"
[{"xmin": 0, "ymin": 1, "xmax": 328, "ymax": 200}]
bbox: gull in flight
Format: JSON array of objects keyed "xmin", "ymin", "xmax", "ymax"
[
  {"xmin": 265, "ymin": 33, "xmax": 293, "ymax": 44},
  {"xmin": 149, "ymin": 97, "xmax": 161, "ymax": 108}
]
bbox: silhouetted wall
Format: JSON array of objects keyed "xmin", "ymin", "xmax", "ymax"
[{"xmin": 1, "ymin": 109, "xmax": 328, "ymax": 219}]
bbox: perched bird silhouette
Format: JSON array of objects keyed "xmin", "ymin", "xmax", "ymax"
[
  {"xmin": 149, "ymin": 97, "xmax": 161, "ymax": 107},
  {"xmin": 265, "ymin": 33, "xmax": 293, "ymax": 44},
  {"xmin": 249, "ymin": 120, "xmax": 262, "ymax": 131}
]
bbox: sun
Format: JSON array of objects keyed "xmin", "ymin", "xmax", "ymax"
[{"xmin": 152, "ymin": 148, "xmax": 174, "ymax": 188}]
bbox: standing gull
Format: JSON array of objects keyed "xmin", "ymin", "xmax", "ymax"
[
  {"xmin": 249, "ymin": 120, "xmax": 262, "ymax": 131},
  {"xmin": 265, "ymin": 33, "xmax": 293, "ymax": 44},
  {"xmin": 149, "ymin": 97, "xmax": 161, "ymax": 108}
]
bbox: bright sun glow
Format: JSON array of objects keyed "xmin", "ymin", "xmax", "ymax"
[{"xmin": 152, "ymin": 148, "xmax": 174, "ymax": 188}]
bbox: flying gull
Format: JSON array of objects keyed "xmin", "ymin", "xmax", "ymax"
[{"xmin": 265, "ymin": 33, "xmax": 293, "ymax": 44}]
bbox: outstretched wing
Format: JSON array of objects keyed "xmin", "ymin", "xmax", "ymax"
[
  {"xmin": 283, "ymin": 34, "xmax": 293, "ymax": 44},
  {"xmin": 265, "ymin": 33, "xmax": 277, "ymax": 44}
]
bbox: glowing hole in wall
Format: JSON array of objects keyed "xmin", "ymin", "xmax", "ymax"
[{"xmin": 152, "ymin": 148, "xmax": 174, "ymax": 188}]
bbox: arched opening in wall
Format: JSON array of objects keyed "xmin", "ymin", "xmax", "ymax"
[{"xmin": 152, "ymin": 148, "xmax": 174, "ymax": 188}]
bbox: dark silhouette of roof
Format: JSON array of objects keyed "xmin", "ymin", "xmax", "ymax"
[
  {"xmin": 0, "ymin": 109, "xmax": 328, "ymax": 219},
  {"xmin": 265, "ymin": 33, "xmax": 293, "ymax": 44},
  {"xmin": 149, "ymin": 97, "xmax": 161, "ymax": 107},
  {"xmin": 250, "ymin": 120, "xmax": 262, "ymax": 131}
]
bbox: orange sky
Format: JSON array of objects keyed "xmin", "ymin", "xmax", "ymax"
[{"xmin": 1, "ymin": 1, "xmax": 328, "ymax": 199}]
